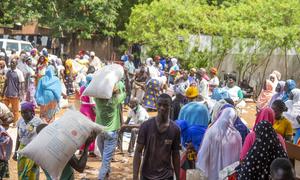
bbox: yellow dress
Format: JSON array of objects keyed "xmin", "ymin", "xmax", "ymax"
[{"xmin": 273, "ymin": 117, "xmax": 293, "ymax": 138}]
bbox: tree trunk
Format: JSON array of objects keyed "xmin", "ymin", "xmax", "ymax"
[{"xmin": 258, "ymin": 49, "xmax": 274, "ymax": 96}]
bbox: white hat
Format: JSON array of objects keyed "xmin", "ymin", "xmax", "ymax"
[
  {"xmin": 0, "ymin": 52, "xmax": 5, "ymax": 57},
  {"xmin": 90, "ymin": 51, "xmax": 95, "ymax": 56}
]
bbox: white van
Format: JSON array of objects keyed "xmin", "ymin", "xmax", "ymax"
[{"xmin": 0, "ymin": 39, "xmax": 33, "ymax": 56}]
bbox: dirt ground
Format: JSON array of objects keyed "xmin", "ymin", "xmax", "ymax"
[{"xmin": 5, "ymin": 97, "xmax": 258, "ymax": 180}]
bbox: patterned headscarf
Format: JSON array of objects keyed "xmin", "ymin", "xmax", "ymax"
[{"xmin": 238, "ymin": 121, "xmax": 288, "ymax": 179}]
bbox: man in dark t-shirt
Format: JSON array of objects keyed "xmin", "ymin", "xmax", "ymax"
[{"xmin": 133, "ymin": 94, "xmax": 180, "ymax": 180}]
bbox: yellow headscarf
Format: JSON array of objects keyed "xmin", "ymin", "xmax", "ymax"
[
  {"xmin": 185, "ymin": 86, "xmax": 199, "ymax": 98},
  {"xmin": 65, "ymin": 59, "xmax": 73, "ymax": 75}
]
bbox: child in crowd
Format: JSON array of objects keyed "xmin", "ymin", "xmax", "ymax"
[{"xmin": 270, "ymin": 158, "xmax": 295, "ymax": 180}]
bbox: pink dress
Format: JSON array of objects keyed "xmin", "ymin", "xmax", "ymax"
[
  {"xmin": 79, "ymin": 86, "xmax": 96, "ymax": 152},
  {"xmin": 240, "ymin": 131, "xmax": 286, "ymax": 160},
  {"xmin": 240, "ymin": 107, "xmax": 286, "ymax": 160}
]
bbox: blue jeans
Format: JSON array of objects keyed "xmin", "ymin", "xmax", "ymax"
[{"xmin": 97, "ymin": 131, "xmax": 118, "ymax": 180}]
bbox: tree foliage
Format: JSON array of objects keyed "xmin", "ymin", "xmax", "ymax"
[
  {"xmin": 121, "ymin": 0, "xmax": 300, "ymax": 79},
  {"xmin": 0, "ymin": 0, "xmax": 138, "ymax": 38}
]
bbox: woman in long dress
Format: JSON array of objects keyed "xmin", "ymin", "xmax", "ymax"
[
  {"xmin": 79, "ymin": 75, "xmax": 96, "ymax": 155},
  {"xmin": 196, "ymin": 107, "xmax": 242, "ymax": 180},
  {"xmin": 35, "ymin": 66, "xmax": 62, "ymax": 124},
  {"xmin": 238, "ymin": 121, "xmax": 288, "ymax": 179}
]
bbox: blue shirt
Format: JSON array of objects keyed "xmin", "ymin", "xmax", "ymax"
[{"xmin": 160, "ymin": 59, "xmax": 166, "ymax": 70}]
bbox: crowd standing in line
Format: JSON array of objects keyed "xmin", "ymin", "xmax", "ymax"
[{"xmin": 0, "ymin": 48, "xmax": 299, "ymax": 180}]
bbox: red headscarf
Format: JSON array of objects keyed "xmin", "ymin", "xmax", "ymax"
[{"xmin": 254, "ymin": 107, "xmax": 275, "ymax": 127}]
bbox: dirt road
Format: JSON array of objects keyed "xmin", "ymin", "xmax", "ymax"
[{"xmin": 5, "ymin": 97, "xmax": 257, "ymax": 180}]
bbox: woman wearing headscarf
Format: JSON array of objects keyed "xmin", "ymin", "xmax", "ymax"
[
  {"xmin": 282, "ymin": 79, "xmax": 296, "ymax": 102},
  {"xmin": 256, "ymin": 79, "xmax": 274, "ymax": 110},
  {"xmin": 238, "ymin": 121, "xmax": 288, "ymax": 179},
  {"xmin": 176, "ymin": 101, "xmax": 209, "ymax": 180},
  {"xmin": 196, "ymin": 107, "xmax": 242, "ymax": 180},
  {"xmin": 30, "ymin": 48, "xmax": 39, "ymax": 67},
  {"xmin": 211, "ymin": 101, "xmax": 250, "ymax": 144},
  {"xmin": 176, "ymin": 119, "xmax": 206, "ymax": 180},
  {"xmin": 79, "ymin": 74, "xmax": 96, "ymax": 156},
  {"xmin": 146, "ymin": 58, "xmax": 160, "ymax": 78},
  {"xmin": 12, "ymin": 102, "xmax": 43, "ymax": 180},
  {"xmin": 272, "ymin": 70, "xmax": 281, "ymax": 81},
  {"xmin": 168, "ymin": 58, "xmax": 179, "ymax": 84},
  {"xmin": 25, "ymin": 57, "xmax": 37, "ymax": 105},
  {"xmin": 283, "ymin": 88, "xmax": 300, "ymax": 144},
  {"xmin": 35, "ymin": 66, "xmax": 62, "ymax": 124},
  {"xmin": 269, "ymin": 73, "xmax": 278, "ymax": 92},
  {"xmin": 268, "ymin": 81, "xmax": 286, "ymax": 107},
  {"xmin": 64, "ymin": 58, "xmax": 75, "ymax": 96},
  {"xmin": 171, "ymin": 83, "xmax": 188, "ymax": 121},
  {"xmin": 35, "ymin": 55, "xmax": 48, "ymax": 85},
  {"xmin": 178, "ymin": 102, "xmax": 209, "ymax": 127},
  {"xmin": 176, "ymin": 102, "xmax": 209, "ymax": 151},
  {"xmin": 143, "ymin": 77, "xmax": 162, "ymax": 111},
  {"xmin": 240, "ymin": 108, "xmax": 286, "ymax": 160}
]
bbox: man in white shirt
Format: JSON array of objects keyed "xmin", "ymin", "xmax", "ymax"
[
  {"xmin": 197, "ymin": 70, "xmax": 209, "ymax": 100},
  {"xmin": 119, "ymin": 98, "xmax": 149, "ymax": 155}
]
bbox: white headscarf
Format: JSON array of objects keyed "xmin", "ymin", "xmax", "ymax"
[
  {"xmin": 272, "ymin": 70, "xmax": 281, "ymax": 81},
  {"xmin": 196, "ymin": 107, "xmax": 242, "ymax": 180},
  {"xmin": 171, "ymin": 58, "xmax": 178, "ymax": 65},
  {"xmin": 269, "ymin": 73, "xmax": 278, "ymax": 92},
  {"xmin": 211, "ymin": 99, "xmax": 228, "ymax": 124},
  {"xmin": 146, "ymin": 58, "xmax": 153, "ymax": 67},
  {"xmin": 284, "ymin": 88, "xmax": 300, "ymax": 129}
]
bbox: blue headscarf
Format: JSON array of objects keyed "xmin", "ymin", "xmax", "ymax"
[
  {"xmin": 84, "ymin": 74, "xmax": 93, "ymax": 88},
  {"xmin": 219, "ymin": 104, "xmax": 250, "ymax": 144},
  {"xmin": 178, "ymin": 102, "xmax": 209, "ymax": 127},
  {"xmin": 211, "ymin": 88, "xmax": 230, "ymax": 101},
  {"xmin": 35, "ymin": 66, "xmax": 62, "ymax": 105},
  {"xmin": 282, "ymin": 79, "xmax": 296, "ymax": 102},
  {"xmin": 176, "ymin": 120, "xmax": 206, "ymax": 152}
]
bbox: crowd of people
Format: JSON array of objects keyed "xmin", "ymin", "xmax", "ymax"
[{"xmin": 0, "ymin": 48, "xmax": 299, "ymax": 180}]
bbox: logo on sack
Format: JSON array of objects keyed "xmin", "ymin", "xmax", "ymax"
[{"xmin": 71, "ymin": 130, "xmax": 78, "ymax": 137}]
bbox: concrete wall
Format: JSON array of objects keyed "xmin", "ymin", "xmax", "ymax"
[{"xmin": 219, "ymin": 53, "xmax": 300, "ymax": 91}]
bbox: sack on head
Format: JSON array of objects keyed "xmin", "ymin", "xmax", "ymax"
[{"xmin": 82, "ymin": 64, "xmax": 124, "ymax": 99}]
